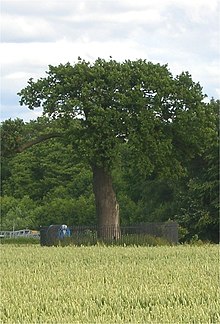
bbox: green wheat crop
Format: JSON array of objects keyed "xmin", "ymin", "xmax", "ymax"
[{"xmin": 1, "ymin": 245, "xmax": 219, "ymax": 323}]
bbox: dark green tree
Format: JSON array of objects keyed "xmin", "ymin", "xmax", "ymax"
[
  {"xmin": 16, "ymin": 58, "xmax": 208, "ymax": 237},
  {"xmin": 173, "ymin": 99, "xmax": 219, "ymax": 242},
  {"xmin": 0, "ymin": 195, "xmax": 37, "ymax": 230},
  {"xmin": 116, "ymin": 98, "xmax": 219, "ymax": 241}
]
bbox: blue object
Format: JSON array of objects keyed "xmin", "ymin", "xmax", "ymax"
[{"xmin": 58, "ymin": 225, "xmax": 71, "ymax": 239}]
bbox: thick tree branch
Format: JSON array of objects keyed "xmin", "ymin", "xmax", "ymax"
[{"xmin": 15, "ymin": 133, "xmax": 62, "ymax": 153}]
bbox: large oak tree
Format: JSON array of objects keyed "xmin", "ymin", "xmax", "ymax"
[{"xmin": 16, "ymin": 58, "xmax": 207, "ymax": 237}]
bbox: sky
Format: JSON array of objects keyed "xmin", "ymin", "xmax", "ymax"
[{"xmin": 1, "ymin": 0, "xmax": 220, "ymax": 122}]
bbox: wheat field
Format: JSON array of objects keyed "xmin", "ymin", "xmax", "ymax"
[{"xmin": 1, "ymin": 244, "xmax": 219, "ymax": 323}]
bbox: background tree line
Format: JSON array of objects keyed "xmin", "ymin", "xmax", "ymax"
[{"xmin": 0, "ymin": 59, "xmax": 219, "ymax": 242}]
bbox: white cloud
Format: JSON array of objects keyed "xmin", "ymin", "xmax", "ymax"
[
  {"xmin": 1, "ymin": 0, "xmax": 219, "ymax": 121},
  {"xmin": 1, "ymin": 15, "xmax": 56, "ymax": 42},
  {"xmin": 64, "ymin": 9, "xmax": 163, "ymax": 25}
]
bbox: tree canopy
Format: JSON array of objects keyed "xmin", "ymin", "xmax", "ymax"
[
  {"xmin": 18, "ymin": 58, "xmax": 206, "ymax": 174},
  {"xmin": 1, "ymin": 59, "xmax": 219, "ymax": 242}
]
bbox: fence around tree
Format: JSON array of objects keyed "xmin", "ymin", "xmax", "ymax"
[{"xmin": 40, "ymin": 222, "xmax": 178, "ymax": 246}]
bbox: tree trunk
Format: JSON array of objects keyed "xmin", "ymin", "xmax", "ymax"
[{"xmin": 92, "ymin": 165, "xmax": 120, "ymax": 240}]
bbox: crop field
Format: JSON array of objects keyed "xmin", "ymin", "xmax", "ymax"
[{"xmin": 1, "ymin": 245, "xmax": 219, "ymax": 323}]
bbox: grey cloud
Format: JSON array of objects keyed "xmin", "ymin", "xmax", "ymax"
[
  {"xmin": 2, "ymin": 18, "xmax": 150, "ymax": 44},
  {"xmin": 162, "ymin": 4, "xmax": 220, "ymax": 58},
  {"xmin": 2, "ymin": 0, "xmax": 165, "ymax": 43},
  {"xmin": 1, "ymin": 0, "xmax": 149, "ymax": 17},
  {"xmin": 1, "ymin": 0, "xmax": 73, "ymax": 17},
  {"xmin": 1, "ymin": 29, "xmax": 57, "ymax": 44}
]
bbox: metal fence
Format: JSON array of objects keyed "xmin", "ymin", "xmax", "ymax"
[
  {"xmin": 40, "ymin": 222, "xmax": 178, "ymax": 246},
  {"xmin": 0, "ymin": 229, "xmax": 40, "ymax": 239}
]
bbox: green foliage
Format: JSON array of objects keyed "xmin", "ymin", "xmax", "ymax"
[
  {"xmin": 0, "ymin": 196, "xmax": 37, "ymax": 230},
  {"xmin": 18, "ymin": 58, "xmax": 206, "ymax": 175},
  {"xmin": 173, "ymin": 99, "xmax": 219, "ymax": 242},
  {"xmin": 0, "ymin": 237, "xmax": 39, "ymax": 245},
  {"xmin": 175, "ymin": 177, "xmax": 219, "ymax": 242},
  {"xmin": 0, "ymin": 118, "xmax": 25, "ymax": 156},
  {"xmin": 34, "ymin": 194, "xmax": 96, "ymax": 226},
  {"xmin": 2, "ymin": 134, "xmax": 93, "ymax": 201}
]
